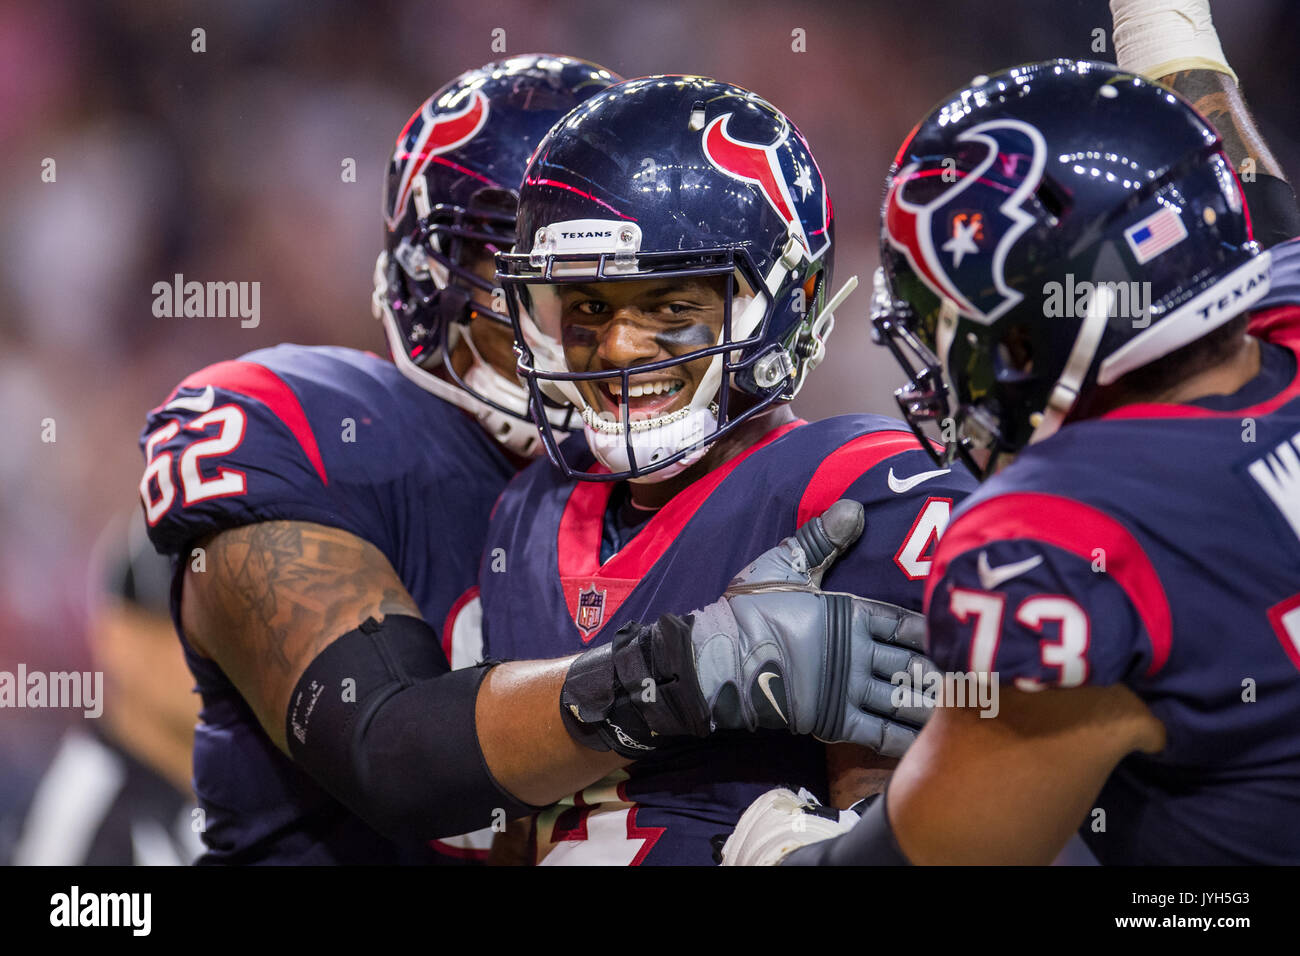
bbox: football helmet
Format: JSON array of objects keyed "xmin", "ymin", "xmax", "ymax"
[
  {"xmin": 372, "ymin": 54, "xmax": 620, "ymax": 455},
  {"xmin": 498, "ymin": 76, "xmax": 857, "ymax": 481},
  {"xmin": 873, "ymin": 59, "xmax": 1270, "ymax": 479}
]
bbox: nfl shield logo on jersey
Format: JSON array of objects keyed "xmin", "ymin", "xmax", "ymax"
[{"xmin": 576, "ymin": 584, "xmax": 607, "ymax": 636}]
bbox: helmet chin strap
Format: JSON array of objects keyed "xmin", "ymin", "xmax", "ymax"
[
  {"xmin": 1027, "ymin": 283, "xmax": 1114, "ymax": 446},
  {"xmin": 586, "ymin": 405, "xmax": 717, "ymax": 484},
  {"xmin": 579, "ymin": 281, "xmax": 771, "ymax": 481},
  {"xmin": 459, "ymin": 329, "xmax": 548, "ymax": 456}
]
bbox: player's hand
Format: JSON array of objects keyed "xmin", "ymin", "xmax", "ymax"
[
  {"xmin": 684, "ymin": 498, "xmax": 931, "ymax": 751},
  {"xmin": 559, "ymin": 500, "xmax": 935, "ymax": 758},
  {"xmin": 719, "ymin": 787, "xmax": 862, "ymax": 866}
]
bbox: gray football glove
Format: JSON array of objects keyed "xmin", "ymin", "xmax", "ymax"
[{"xmin": 559, "ymin": 499, "xmax": 934, "ymax": 758}]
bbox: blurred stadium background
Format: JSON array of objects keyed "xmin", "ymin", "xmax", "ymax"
[{"xmin": 1, "ymin": 0, "xmax": 1296, "ymax": 856}]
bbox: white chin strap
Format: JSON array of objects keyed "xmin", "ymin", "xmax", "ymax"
[
  {"xmin": 1027, "ymin": 283, "xmax": 1114, "ymax": 446},
  {"xmin": 582, "ymin": 404, "xmax": 718, "ymax": 483},
  {"xmin": 460, "ymin": 330, "xmax": 549, "ymax": 457},
  {"xmin": 575, "ymin": 290, "xmax": 768, "ymax": 483},
  {"xmin": 372, "ymin": 251, "xmax": 555, "ymax": 458}
]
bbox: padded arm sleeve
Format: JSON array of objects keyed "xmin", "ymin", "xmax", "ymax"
[{"xmin": 285, "ymin": 614, "xmax": 540, "ymax": 842}]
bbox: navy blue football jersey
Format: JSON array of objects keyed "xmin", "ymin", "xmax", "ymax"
[
  {"xmin": 139, "ymin": 344, "xmax": 514, "ymax": 864},
  {"xmin": 480, "ymin": 415, "xmax": 977, "ymax": 864},
  {"xmin": 926, "ymin": 239, "xmax": 1300, "ymax": 864}
]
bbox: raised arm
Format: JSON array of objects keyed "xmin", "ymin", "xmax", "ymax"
[{"xmin": 1111, "ymin": 0, "xmax": 1300, "ymax": 244}]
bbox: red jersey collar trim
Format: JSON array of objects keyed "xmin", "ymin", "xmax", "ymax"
[
  {"xmin": 559, "ymin": 418, "xmax": 806, "ymax": 580},
  {"xmin": 555, "ymin": 419, "xmax": 805, "ymax": 641},
  {"xmin": 1099, "ymin": 309, "xmax": 1300, "ymax": 422}
]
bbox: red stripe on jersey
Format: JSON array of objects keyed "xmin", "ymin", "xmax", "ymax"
[
  {"xmin": 796, "ymin": 430, "xmax": 930, "ymax": 525},
  {"xmin": 441, "ymin": 585, "xmax": 481, "ymax": 665},
  {"xmin": 163, "ymin": 360, "xmax": 329, "ymax": 486},
  {"xmin": 617, "ymin": 780, "xmax": 666, "ymax": 866},
  {"xmin": 927, "ymin": 492, "xmax": 1172, "ymax": 677},
  {"xmin": 1248, "ymin": 303, "xmax": 1300, "ymax": 346},
  {"xmin": 1101, "ymin": 306, "xmax": 1300, "ymax": 421},
  {"xmin": 556, "ymin": 419, "xmax": 805, "ymax": 640}
]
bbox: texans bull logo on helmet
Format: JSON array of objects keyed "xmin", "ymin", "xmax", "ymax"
[
  {"xmin": 702, "ymin": 113, "xmax": 831, "ymax": 261},
  {"xmin": 885, "ymin": 118, "xmax": 1047, "ymax": 324},
  {"xmin": 385, "ymin": 89, "xmax": 491, "ymax": 230}
]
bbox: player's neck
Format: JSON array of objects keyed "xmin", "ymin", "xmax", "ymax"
[
  {"xmin": 626, "ymin": 405, "xmax": 796, "ymax": 511},
  {"xmin": 1082, "ymin": 332, "xmax": 1262, "ymax": 419},
  {"xmin": 1133, "ymin": 333, "xmax": 1261, "ymax": 407}
]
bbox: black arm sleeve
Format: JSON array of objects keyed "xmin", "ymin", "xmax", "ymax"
[
  {"xmin": 1243, "ymin": 174, "xmax": 1300, "ymax": 249},
  {"xmin": 285, "ymin": 614, "xmax": 540, "ymax": 843}
]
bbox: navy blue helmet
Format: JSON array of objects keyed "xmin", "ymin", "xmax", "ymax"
[
  {"xmin": 499, "ymin": 76, "xmax": 854, "ymax": 481},
  {"xmin": 874, "ymin": 59, "xmax": 1270, "ymax": 478},
  {"xmin": 372, "ymin": 54, "xmax": 620, "ymax": 453}
]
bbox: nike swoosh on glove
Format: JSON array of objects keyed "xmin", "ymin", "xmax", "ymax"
[{"xmin": 687, "ymin": 499, "xmax": 934, "ymax": 753}]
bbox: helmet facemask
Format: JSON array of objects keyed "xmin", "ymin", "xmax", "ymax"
[
  {"xmin": 371, "ymin": 55, "xmax": 622, "ymax": 455},
  {"xmin": 872, "ymin": 258, "xmax": 1045, "ymax": 481},
  {"xmin": 502, "ymin": 241, "xmax": 814, "ymax": 482},
  {"xmin": 374, "ymin": 180, "xmax": 580, "ymax": 453}
]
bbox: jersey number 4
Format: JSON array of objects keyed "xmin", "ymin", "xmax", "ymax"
[
  {"xmin": 140, "ymin": 406, "xmax": 248, "ymax": 525},
  {"xmin": 535, "ymin": 777, "xmax": 664, "ymax": 866},
  {"xmin": 894, "ymin": 497, "xmax": 953, "ymax": 580}
]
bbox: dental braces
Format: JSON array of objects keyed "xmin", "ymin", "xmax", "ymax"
[{"xmin": 581, "ymin": 403, "xmax": 695, "ymax": 434}]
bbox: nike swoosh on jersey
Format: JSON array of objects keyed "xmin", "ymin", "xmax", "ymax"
[
  {"xmin": 757, "ymin": 670, "xmax": 787, "ymax": 724},
  {"xmin": 887, "ymin": 465, "xmax": 951, "ymax": 494},
  {"xmin": 165, "ymin": 384, "xmax": 215, "ymax": 413},
  {"xmin": 976, "ymin": 551, "xmax": 1044, "ymax": 590}
]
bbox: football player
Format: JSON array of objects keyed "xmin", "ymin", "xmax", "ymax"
[
  {"xmin": 726, "ymin": 44, "xmax": 1300, "ymax": 865},
  {"xmin": 482, "ymin": 75, "xmax": 979, "ymax": 865},
  {"xmin": 139, "ymin": 56, "xmax": 921, "ymax": 865}
]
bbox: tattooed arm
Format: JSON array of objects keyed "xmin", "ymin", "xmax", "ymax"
[
  {"xmin": 181, "ymin": 520, "xmax": 626, "ymax": 804},
  {"xmin": 180, "ymin": 521, "xmax": 420, "ymax": 752},
  {"xmin": 1108, "ymin": 1, "xmax": 1298, "ymax": 242},
  {"xmin": 1159, "ymin": 69, "xmax": 1287, "ymax": 182}
]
